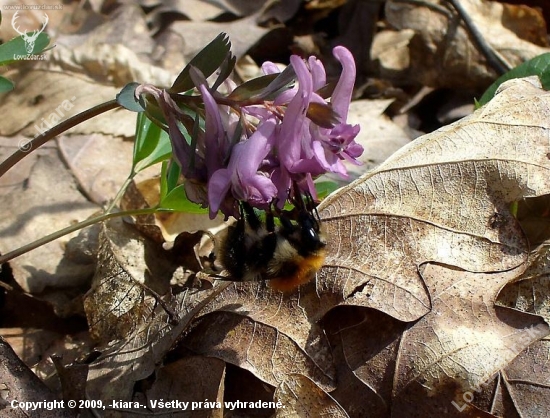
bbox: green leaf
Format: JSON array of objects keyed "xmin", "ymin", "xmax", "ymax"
[
  {"xmin": 117, "ymin": 83, "xmax": 145, "ymax": 112},
  {"xmin": 0, "ymin": 76, "xmax": 14, "ymax": 93},
  {"xmin": 212, "ymin": 52, "xmax": 236, "ymax": 91},
  {"xmin": 0, "ymin": 33, "xmax": 50, "ymax": 65},
  {"xmin": 166, "ymin": 160, "xmax": 181, "ymax": 192},
  {"xmin": 227, "ymin": 66, "xmax": 296, "ymax": 102},
  {"xmin": 169, "ymin": 33, "xmax": 231, "ymax": 94},
  {"xmin": 227, "ymin": 74, "xmax": 279, "ymax": 101},
  {"xmin": 315, "ymin": 181, "xmax": 340, "ymax": 200},
  {"xmin": 132, "ymin": 112, "xmax": 172, "ymax": 173},
  {"xmin": 159, "ymin": 161, "xmax": 207, "ymax": 213},
  {"xmin": 159, "ymin": 184, "xmax": 208, "ymax": 213},
  {"xmin": 478, "ymin": 53, "xmax": 550, "ymax": 106}
]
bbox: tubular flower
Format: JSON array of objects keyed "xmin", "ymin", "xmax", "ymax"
[{"xmin": 138, "ymin": 45, "xmax": 363, "ymax": 219}]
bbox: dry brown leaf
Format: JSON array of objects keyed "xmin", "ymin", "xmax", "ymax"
[
  {"xmin": 170, "ymin": 9, "xmax": 272, "ymax": 63},
  {"xmin": 184, "ymin": 311, "xmax": 335, "ymax": 391},
  {"xmin": 51, "ymin": 4, "xmax": 172, "ymax": 86},
  {"xmin": 83, "ymin": 217, "xmax": 186, "ymax": 341},
  {"xmin": 274, "ymin": 374, "xmax": 349, "ymax": 417},
  {"xmin": 324, "ymin": 307, "xmax": 405, "ymax": 418},
  {"xmin": 373, "ymin": 0, "xmax": 550, "ymax": 90},
  {"xmin": 497, "ymin": 337, "xmax": 550, "ymax": 416},
  {"xmin": 57, "ymin": 134, "xmax": 135, "ymax": 206},
  {"xmin": 317, "ymin": 77, "xmax": 550, "ymax": 321},
  {"xmin": 85, "ymin": 277, "xmax": 229, "ymax": 410},
  {"xmin": 0, "ymin": 336, "xmax": 72, "ymax": 418},
  {"xmin": 391, "ymin": 263, "xmax": 548, "ymax": 416},
  {"xmin": 81, "ymin": 216, "xmax": 230, "ymax": 408},
  {"xmin": 497, "ymin": 243, "xmax": 550, "ymax": 324},
  {"xmin": 153, "ymin": 0, "xmax": 302, "ymax": 23},
  {"xmin": 144, "ymin": 356, "xmax": 225, "ymax": 418},
  {"xmin": 77, "ymin": 207, "xmax": 234, "ymax": 412},
  {"xmin": 0, "ymin": 154, "xmax": 98, "ymax": 293},
  {"xmin": 0, "ymin": 71, "xmax": 135, "ymax": 138},
  {"xmin": 344, "ymin": 98, "xmax": 412, "ymax": 176}
]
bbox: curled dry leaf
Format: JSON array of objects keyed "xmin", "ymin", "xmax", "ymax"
[
  {"xmin": 317, "ymin": 77, "xmax": 550, "ymax": 321},
  {"xmin": 82, "ymin": 215, "xmax": 230, "ymax": 405}
]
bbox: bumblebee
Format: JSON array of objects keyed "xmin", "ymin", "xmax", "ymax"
[{"xmin": 215, "ymin": 193, "xmax": 327, "ymax": 292}]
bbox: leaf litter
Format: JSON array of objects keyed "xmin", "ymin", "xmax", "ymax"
[{"xmin": 2, "ymin": 1, "xmax": 550, "ymax": 417}]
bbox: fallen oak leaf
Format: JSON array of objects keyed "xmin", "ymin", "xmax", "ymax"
[
  {"xmin": 183, "ymin": 311, "xmax": 335, "ymax": 392},
  {"xmin": 497, "ymin": 243, "xmax": 550, "ymax": 324},
  {"xmin": 391, "ymin": 263, "xmax": 549, "ymax": 417},
  {"xmin": 316, "ymin": 76, "xmax": 550, "ymax": 321}
]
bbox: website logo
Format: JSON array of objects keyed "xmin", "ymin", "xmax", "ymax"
[{"xmin": 11, "ymin": 11, "xmax": 48, "ymax": 54}]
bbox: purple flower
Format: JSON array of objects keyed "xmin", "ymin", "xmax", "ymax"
[
  {"xmin": 137, "ymin": 43, "xmax": 363, "ymax": 219},
  {"xmin": 208, "ymin": 118, "xmax": 278, "ymax": 218}
]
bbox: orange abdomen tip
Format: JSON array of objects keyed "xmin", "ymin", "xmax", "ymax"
[{"xmin": 269, "ymin": 252, "xmax": 326, "ymax": 292}]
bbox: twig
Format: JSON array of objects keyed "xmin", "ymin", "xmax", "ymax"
[{"xmin": 445, "ymin": 0, "xmax": 511, "ymax": 75}]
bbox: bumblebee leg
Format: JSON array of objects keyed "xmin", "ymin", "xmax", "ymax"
[
  {"xmin": 218, "ymin": 203, "xmax": 248, "ymax": 279},
  {"xmin": 241, "ymin": 202, "xmax": 262, "ymax": 231},
  {"xmin": 266, "ymin": 206, "xmax": 275, "ymax": 233}
]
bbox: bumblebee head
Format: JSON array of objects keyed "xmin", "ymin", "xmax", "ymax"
[
  {"xmin": 280, "ymin": 208, "xmax": 326, "ymax": 256},
  {"xmin": 298, "ymin": 210, "xmax": 326, "ymax": 251}
]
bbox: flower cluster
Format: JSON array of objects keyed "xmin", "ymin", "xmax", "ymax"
[{"xmin": 137, "ymin": 46, "xmax": 362, "ymax": 219}]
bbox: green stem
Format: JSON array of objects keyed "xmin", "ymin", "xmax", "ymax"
[
  {"xmin": 0, "ymin": 99, "xmax": 121, "ymax": 178},
  {"xmin": 105, "ymin": 174, "xmax": 135, "ymax": 213},
  {"xmin": 0, "ymin": 207, "xmax": 159, "ymax": 264}
]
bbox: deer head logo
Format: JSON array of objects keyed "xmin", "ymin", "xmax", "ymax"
[{"xmin": 12, "ymin": 12, "xmax": 49, "ymax": 54}]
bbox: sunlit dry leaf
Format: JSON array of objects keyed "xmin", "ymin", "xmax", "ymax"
[
  {"xmin": 58, "ymin": 134, "xmax": 136, "ymax": 206},
  {"xmin": 375, "ymin": 0, "xmax": 550, "ymax": 90},
  {"xmin": 317, "ymin": 77, "xmax": 550, "ymax": 321},
  {"xmin": 51, "ymin": 4, "xmax": 173, "ymax": 86},
  {"xmin": 391, "ymin": 263, "xmax": 548, "ymax": 417},
  {"xmin": 344, "ymin": 98, "xmax": 412, "ymax": 177},
  {"xmin": 274, "ymin": 374, "xmax": 348, "ymax": 417},
  {"xmin": 171, "ymin": 10, "xmax": 271, "ymax": 63},
  {"xmin": 195, "ymin": 282, "xmax": 335, "ymax": 387},
  {"xmin": 156, "ymin": 0, "xmax": 301, "ymax": 22},
  {"xmin": 155, "ymin": 0, "xmax": 227, "ymax": 21}
]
